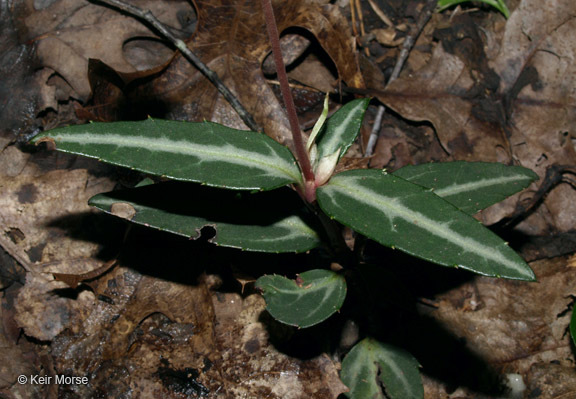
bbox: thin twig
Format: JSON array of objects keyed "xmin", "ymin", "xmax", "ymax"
[
  {"xmin": 354, "ymin": 0, "xmax": 370, "ymax": 56},
  {"xmin": 364, "ymin": 0, "xmax": 437, "ymax": 157},
  {"xmin": 497, "ymin": 165, "xmax": 576, "ymax": 228},
  {"xmin": 92, "ymin": 0, "xmax": 261, "ymax": 132},
  {"xmin": 390, "ymin": 0, "xmax": 437, "ymax": 82},
  {"xmin": 365, "ymin": 105, "xmax": 385, "ymax": 157},
  {"xmin": 367, "ymin": 0, "xmax": 393, "ymax": 27}
]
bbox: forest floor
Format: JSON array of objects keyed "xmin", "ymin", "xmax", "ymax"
[{"xmin": 1, "ymin": 0, "xmax": 576, "ymax": 398}]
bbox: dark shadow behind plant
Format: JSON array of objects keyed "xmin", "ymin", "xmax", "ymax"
[{"xmin": 31, "ymin": 1, "xmax": 538, "ymax": 397}]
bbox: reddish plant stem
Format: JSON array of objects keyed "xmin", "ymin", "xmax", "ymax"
[{"xmin": 261, "ymin": 0, "xmax": 316, "ymax": 202}]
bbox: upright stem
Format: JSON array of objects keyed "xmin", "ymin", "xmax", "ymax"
[{"xmin": 261, "ymin": 0, "xmax": 316, "ymax": 202}]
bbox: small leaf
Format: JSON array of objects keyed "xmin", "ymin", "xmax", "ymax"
[
  {"xmin": 316, "ymin": 169, "xmax": 535, "ymax": 280},
  {"xmin": 32, "ymin": 119, "xmax": 301, "ymax": 190},
  {"xmin": 436, "ymin": 0, "xmax": 510, "ymax": 18},
  {"xmin": 341, "ymin": 338, "xmax": 423, "ymax": 399},
  {"xmin": 255, "ymin": 269, "xmax": 346, "ymax": 328},
  {"xmin": 89, "ymin": 182, "xmax": 321, "ymax": 253},
  {"xmin": 315, "ymin": 98, "xmax": 370, "ymax": 162},
  {"xmin": 393, "ymin": 162, "xmax": 538, "ymax": 214}
]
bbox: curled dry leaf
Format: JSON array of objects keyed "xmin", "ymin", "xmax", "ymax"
[{"xmin": 24, "ymin": 0, "xmax": 193, "ymax": 99}]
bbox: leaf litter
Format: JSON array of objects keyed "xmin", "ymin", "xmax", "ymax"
[{"xmin": 1, "ymin": 0, "xmax": 576, "ymax": 397}]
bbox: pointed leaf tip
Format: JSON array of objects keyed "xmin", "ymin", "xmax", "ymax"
[
  {"xmin": 316, "ymin": 98, "xmax": 370, "ymax": 162},
  {"xmin": 317, "ymin": 169, "xmax": 535, "ymax": 281},
  {"xmin": 394, "ymin": 162, "xmax": 538, "ymax": 215}
]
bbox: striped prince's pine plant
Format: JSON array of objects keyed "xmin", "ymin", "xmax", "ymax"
[
  {"xmin": 29, "ymin": 2, "xmax": 537, "ymax": 397},
  {"xmin": 32, "ymin": 97, "xmax": 538, "ymax": 398}
]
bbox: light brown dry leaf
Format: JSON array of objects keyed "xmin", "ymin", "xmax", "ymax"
[
  {"xmin": 24, "ymin": 0, "xmax": 193, "ymax": 99},
  {"xmin": 429, "ymin": 257, "xmax": 576, "ymax": 372},
  {"xmin": 372, "ymin": 27, "xmax": 404, "ymax": 47},
  {"xmin": 419, "ymin": 256, "xmax": 576, "ymax": 398},
  {"xmin": 48, "ymin": 265, "xmax": 346, "ymax": 398},
  {"xmin": 489, "ymin": 0, "xmax": 576, "ymax": 233}
]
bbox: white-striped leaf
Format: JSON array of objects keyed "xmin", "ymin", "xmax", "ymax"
[
  {"xmin": 256, "ymin": 269, "xmax": 346, "ymax": 328},
  {"xmin": 394, "ymin": 162, "xmax": 538, "ymax": 214},
  {"xmin": 341, "ymin": 338, "xmax": 423, "ymax": 399},
  {"xmin": 32, "ymin": 119, "xmax": 301, "ymax": 190},
  {"xmin": 316, "ymin": 169, "xmax": 535, "ymax": 280},
  {"xmin": 89, "ymin": 183, "xmax": 321, "ymax": 253},
  {"xmin": 315, "ymin": 98, "xmax": 370, "ymax": 161}
]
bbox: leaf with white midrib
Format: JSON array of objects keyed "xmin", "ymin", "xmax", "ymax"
[
  {"xmin": 256, "ymin": 269, "xmax": 347, "ymax": 328},
  {"xmin": 316, "ymin": 98, "xmax": 370, "ymax": 161},
  {"xmin": 33, "ymin": 119, "xmax": 302, "ymax": 190},
  {"xmin": 394, "ymin": 162, "xmax": 538, "ymax": 214},
  {"xmin": 317, "ymin": 169, "xmax": 535, "ymax": 280},
  {"xmin": 89, "ymin": 182, "xmax": 321, "ymax": 253},
  {"xmin": 341, "ymin": 338, "xmax": 423, "ymax": 399}
]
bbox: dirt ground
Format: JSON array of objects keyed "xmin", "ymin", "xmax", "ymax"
[{"xmin": 1, "ymin": 0, "xmax": 576, "ymax": 398}]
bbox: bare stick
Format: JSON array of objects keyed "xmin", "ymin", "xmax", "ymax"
[
  {"xmin": 261, "ymin": 0, "xmax": 316, "ymax": 202},
  {"xmin": 364, "ymin": 105, "xmax": 385, "ymax": 157},
  {"xmin": 92, "ymin": 0, "xmax": 261, "ymax": 132},
  {"xmin": 365, "ymin": 0, "xmax": 437, "ymax": 157},
  {"xmin": 390, "ymin": 0, "xmax": 437, "ymax": 83}
]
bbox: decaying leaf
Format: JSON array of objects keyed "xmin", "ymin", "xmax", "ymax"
[
  {"xmin": 423, "ymin": 256, "xmax": 576, "ymax": 397},
  {"xmin": 0, "ymin": 144, "xmax": 116, "ymax": 341}
]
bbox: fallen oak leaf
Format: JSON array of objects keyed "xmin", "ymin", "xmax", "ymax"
[{"xmin": 24, "ymin": 0, "xmax": 194, "ymax": 100}]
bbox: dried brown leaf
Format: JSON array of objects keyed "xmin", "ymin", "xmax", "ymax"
[
  {"xmin": 24, "ymin": 0, "xmax": 192, "ymax": 99},
  {"xmin": 429, "ymin": 257, "xmax": 576, "ymax": 371}
]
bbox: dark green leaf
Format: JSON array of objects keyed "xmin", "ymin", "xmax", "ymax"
[
  {"xmin": 394, "ymin": 162, "xmax": 538, "ymax": 214},
  {"xmin": 33, "ymin": 119, "xmax": 301, "ymax": 190},
  {"xmin": 341, "ymin": 338, "xmax": 423, "ymax": 399},
  {"xmin": 317, "ymin": 169, "xmax": 535, "ymax": 280},
  {"xmin": 89, "ymin": 183, "xmax": 321, "ymax": 253},
  {"xmin": 255, "ymin": 269, "xmax": 346, "ymax": 328},
  {"xmin": 316, "ymin": 98, "xmax": 370, "ymax": 161}
]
